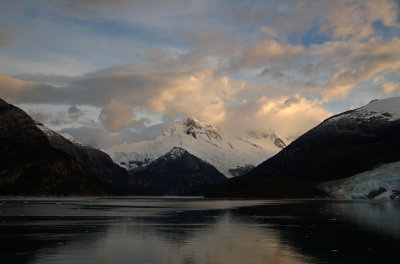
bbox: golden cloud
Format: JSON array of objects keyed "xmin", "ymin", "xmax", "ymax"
[
  {"xmin": 0, "ymin": 73, "xmax": 35, "ymax": 103},
  {"xmin": 99, "ymin": 100, "xmax": 136, "ymax": 131},
  {"xmin": 316, "ymin": 38, "xmax": 400, "ymax": 101}
]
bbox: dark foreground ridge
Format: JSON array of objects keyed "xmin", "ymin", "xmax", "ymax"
[{"xmin": 0, "ymin": 98, "xmax": 151, "ymax": 196}]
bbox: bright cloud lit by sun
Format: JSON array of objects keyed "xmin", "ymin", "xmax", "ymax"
[{"xmin": 0, "ymin": 0, "xmax": 399, "ymax": 147}]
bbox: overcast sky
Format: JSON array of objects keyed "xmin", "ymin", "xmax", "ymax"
[{"xmin": 1, "ymin": 0, "xmax": 400, "ymax": 148}]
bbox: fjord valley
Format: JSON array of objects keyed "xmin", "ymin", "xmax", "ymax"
[
  {"xmin": 1, "ymin": 1, "xmax": 400, "ymax": 263},
  {"xmin": 1, "ymin": 96, "xmax": 399, "ymax": 199}
]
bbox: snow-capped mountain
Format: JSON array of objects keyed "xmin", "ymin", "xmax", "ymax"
[
  {"xmin": 209, "ymin": 97, "xmax": 400, "ymax": 199},
  {"xmin": 104, "ymin": 118, "xmax": 290, "ymax": 177},
  {"xmin": 325, "ymin": 97, "xmax": 400, "ymax": 124}
]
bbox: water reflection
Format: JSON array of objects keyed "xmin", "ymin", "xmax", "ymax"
[
  {"xmin": 54, "ymin": 213, "xmax": 309, "ymax": 264},
  {"xmin": 0, "ymin": 198, "xmax": 399, "ymax": 264},
  {"xmin": 232, "ymin": 200, "xmax": 400, "ymax": 264},
  {"xmin": 334, "ymin": 201, "xmax": 400, "ymax": 238}
]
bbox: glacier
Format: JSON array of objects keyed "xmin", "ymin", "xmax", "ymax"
[{"xmin": 318, "ymin": 161, "xmax": 400, "ymax": 200}]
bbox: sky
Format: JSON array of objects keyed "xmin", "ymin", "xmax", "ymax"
[{"xmin": 1, "ymin": 0, "xmax": 400, "ymax": 148}]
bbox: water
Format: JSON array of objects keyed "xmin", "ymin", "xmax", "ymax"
[{"xmin": 0, "ymin": 197, "xmax": 399, "ymax": 264}]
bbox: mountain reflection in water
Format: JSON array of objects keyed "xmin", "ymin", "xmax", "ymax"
[{"xmin": 0, "ymin": 198, "xmax": 399, "ymax": 264}]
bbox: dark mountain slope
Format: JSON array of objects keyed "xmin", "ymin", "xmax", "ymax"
[
  {"xmin": 0, "ymin": 98, "xmax": 105, "ymax": 196},
  {"xmin": 37, "ymin": 124, "xmax": 130, "ymax": 186},
  {"xmin": 130, "ymin": 147, "xmax": 227, "ymax": 195},
  {"xmin": 210, "ymin": 98, "xmax": 400, "ymax": 198},
  {"xmin": 0, "ymin": 98, "xmax": 150, "ymax": 196}
]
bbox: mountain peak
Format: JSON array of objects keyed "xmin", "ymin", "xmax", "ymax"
[
  {"xmin": 130, "ymin": 146, "xmax": 226, "ymax": 195},
  {"xmin": 162, "ymin": 117, "xmax": 223, "ymax": 141},
  {"xmin": 162, "ymin": 147, "xmax": 188, "ymax": 160},
  {"xmin": 183, "ymin": 118, "xmax": 222, "ymax": 141},
  {"xmin": 183, "ymin": 117, "xmax": 202, "ymax": 128},
  {"xmin": 325, "ymin": 96, "xmax": 400, "ymax": 124},
  {"xmin": 105, "ymin": 117, "xmax": 289, "ymax": 178},
  {"xmin": 361, "ymin": 97, "xmax": 400, "ymax": 120}
]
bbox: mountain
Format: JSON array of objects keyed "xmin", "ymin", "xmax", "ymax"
[
  {"xmin": 209, "ymin": 97, "xmax": 400, "ymax": 199},
  {"xmin": 130, "ymin": 147, "xmax": 227, "ymax": 195},
  {"xmin": 105, "ymin": 118, "xmax": 289, "ymax": 177},
  {"xmin": 0, "ymin": 98, "xmax": 150, "ymax": 196},
  {"xmin": 36, "ymin": 123, "xmax": 129, "ymax": 186}
]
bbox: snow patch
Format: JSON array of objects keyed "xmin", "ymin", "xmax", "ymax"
[
  {"xmin": 36, "ymin": 122, "xmax": 58, "ymax": 137},
  {"xmin": 36, "ymin": 122, "xmax": 87, "ymax": 147},
  {"xmin": 61, "ymin": 133, "xmax": 87, "ymax": 147},
  {"xmin": 362, "ymin": 97, "xmax": 400, "ymax": 121},
  {"xmin": 161, "ymin": 147, "xmax": 187, "ymax": 160}
]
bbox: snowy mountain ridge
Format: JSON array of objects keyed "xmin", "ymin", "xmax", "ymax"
[
  {"xmin": 36, "ymin": 122, "xmax": 58, "ymax": 137},
  {"xmin": 163, "ymin": 118, "xmax": 223, "ymax": 142},
  {"xmin": 326, "ymin": 97, "xmax": 400, "ymax": 124},
  {"xmin": 104, "ymin": 118, "xmax": 290, "ymax": 177},
  {"xmin": 36, "ymin": 122, "xmax": 87, "ymax": 147},
  {"xmin": 160, "ymin": 147, "xmax": 188, "ymax": 160},
  {"xmin": 60, "ymin": 132, "xmax": 87, "ymax": 147}
]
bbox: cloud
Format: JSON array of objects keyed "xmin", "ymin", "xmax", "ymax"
[
  {"xmin": 14, "ymin": 73, "xmax": 75, "ymax": 87},
  {"xmin": 57, "ymin": 0, "xmax": 183, "ymax": 11},
  {"xmin": 0, "ymin": 75, "xmax": 72, "ymax": 105},
  {"xmin": 313, "ymin": 37, "xmax": 400, "ymax": 101},
  {"xmin": 52, "ymin": 0, "xmax": 216, "ymax": 31},
  {"xmin": 60, "ymin": 126, "xmax": 105, "ymax": 148},
  {"xmin": 98, "ymin": 100, "xmax": 150, "ymax": 132},
  {"xmin": 59, "ymin": 95, "xmax": 331, "ymax": 148},
  {"xmin": 241, "ymin": 0, "xmax": 399, "ymax": 41},
  {"xmin": 0, "ymin": 25, "xmax": 14, "ymax": 49},
  {"xmin": 4, "ymin": 0, "xmax": 400, "ymax": 151},
  {"xmin": 27, "ymin": 110, "xmax": 57, "ymax": 125},
  {"xmin": 220, "ymin": 95, "xmax": 332, "ymax": 137},
  {"xmin": 99, "ymin": 100, "xmax": 136, "ymax": 131},
  {"xmin": 26, "ymin": 105, "xmax": 91, "ymax": 127},
  {"xmin": 3, "ymin": 23, "xmax": 397, "ymax": 143},
  {"xmin": 0, "ymin": 60, "xmax": 246, "ymax": 127},
  {"xmin": 1, "ymin": 54, "xmax": 331, "ymax": 142},
  {"xmin": 0, "ymin": 73, "xmax": 35, "ymax": 102},
  {"xmin": 232, "ymin": 39, "xmax": 304, "ymax": 71},
  {"xmin": 186, "ymin": 30, "xmax": 227, "ymax": 46},
  {"xmin": 383, "ymin": 82, "xmax": 400, "ymax": 94},
  {"xmin": 0, "ymin": 21, "xmax": 25, "ymax": 50},
  {"xmin": 61, "ymin": 122, "xmax": 173, "ymax": 148},
  {"xmin": 260, "ymin": 26, "xmax": 278, "ymax": 38},
  {"xmin": 321, "ymin": 0, "xmax": 398, "ymax": 40},
  {"xmin": 3, "ymin": 0, "xmax": 398, "ymax": 147},
  {"xmin": 68, "ymin": 105, "xmax": 84, "ymax": 120}
]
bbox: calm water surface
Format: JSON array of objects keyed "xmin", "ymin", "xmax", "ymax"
[{"xmin": 0, "ymin": 197, "xmax": 399, "ymax": 264}]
